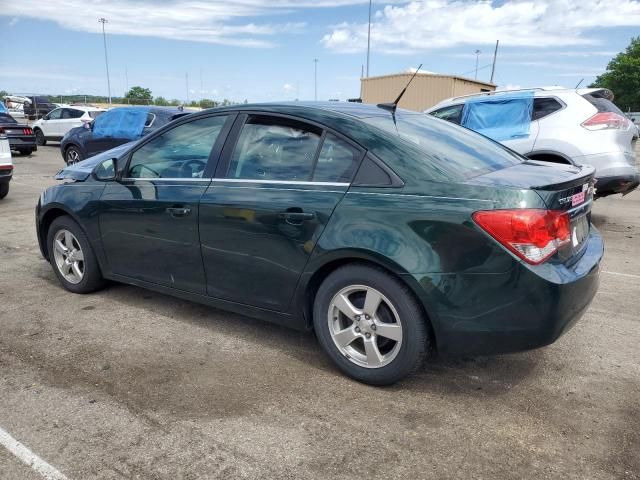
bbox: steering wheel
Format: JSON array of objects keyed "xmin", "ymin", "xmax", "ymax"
[{"xmin": 180, "ymin": 159, "xmax": 207, "ymax": 178}]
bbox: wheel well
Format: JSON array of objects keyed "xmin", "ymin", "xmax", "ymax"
[
  {"xmin": 303, "ymin": 258, "xmax": 437, "ymax": 351},
  {"xmin": 527, "ymin": 153, "xmax": 572, "ymax": 165},
  {"xmin": 39, "ymin": 209, "xmax": 70, "ymax": 260}
]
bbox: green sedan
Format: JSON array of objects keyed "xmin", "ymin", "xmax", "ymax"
[{"xmin": 36, "ymin": 102, "xmax": 603, "ymax": 385}]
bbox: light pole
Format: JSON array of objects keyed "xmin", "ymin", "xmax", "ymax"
[
  {"xmin": 98, "ymin": 18, "xmax": 112, "ymax": 105},
  {"xmin": 474, "ymin": 49, "xmax": 481, "ymax": 80},
  {"xmin": 366, "ymin": 0, "xmax": 372, "ymax": 77},
  {"xmin": 314, "ymin": 58, "xmax": 318, "ymax": 101}
]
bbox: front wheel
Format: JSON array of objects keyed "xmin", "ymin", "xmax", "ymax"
[
  {"xmin": 313, "ymin": 264, "xmax": 429, "ymax": 385},
  {"xmin": 65, "ymin": 146, "xmax": 83, "ymax": 165},
  {"xmin": 35, "ymin": 129, "xmax": 46, "ymax": 146},
  {"xmin": 47, "ymin": 216, "xmax": 105, "ymax": 294}
]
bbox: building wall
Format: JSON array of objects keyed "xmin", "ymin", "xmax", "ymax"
[{"xmin": 361, "ymin": 74, "xmax": 495, "ymax": 112}]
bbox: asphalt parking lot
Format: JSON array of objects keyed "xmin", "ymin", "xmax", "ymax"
[{"xmin": 0, "ymin": 144, "xmax": 639, "ymax": 480}]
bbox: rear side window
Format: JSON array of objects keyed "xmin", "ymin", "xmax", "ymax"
[
  {"xmin": 88, "ymin": 111, "xmax": 104, "ymax": 119},
  {"xmin": 145, "ymin": 113, "xmax": 156, "ymax": 127},
  {"xmin": 228, "ymin": 116, "xmax": 322, "ymax": 181},
  {"xmin": 532, "ymin": 98, "xmax": 563, "ymax": 120},
  {"xmin": 313, "ymin": 133, "xmax": 361, "ymax": 183},
  {"xmin": 581, "ymin": 93, "xmax": 625, "ymax": 115},
  {"xmin": 430, "ymin": 104, "xmax": 463, "ymax": 124}
]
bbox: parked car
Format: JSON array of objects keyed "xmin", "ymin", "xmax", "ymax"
[
  {"xmin": 0, "ymin": 113, "xmax": 37, "ymax": 155},
  {"xmin": 38, "ymin": 102, "xmax": 603, "ymax": 385},
  {"xmin": 33, "ymin": 106, "xmax": 106, "ymax": 146},
  {"xmin": 426, "ymin": 87, "xmax": 639, "ymax": 198},
  {"xmin": 23, "ymin": 96, "xmax": 56, "ymax": 120},
  {"xmin": 3, "ymin": 95, "xmax": 28, "ymax": 120},
  {"xmin": 0, "ymin": 127, "xmax": 12, "ymax": 199},
  {"xmin": 59, "ymin": 106, "xmax": 191, "ymax": 165}
]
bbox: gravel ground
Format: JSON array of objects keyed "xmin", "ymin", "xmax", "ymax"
[{"xmin": 0, "ymin": 144, "xmax": 638, "ymax": 480}]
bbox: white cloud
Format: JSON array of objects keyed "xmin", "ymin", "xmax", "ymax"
[
  {"xmin": 322, "ymin": 0, "xmax": 640, "ymax": 53},
  {"xmin": 8, "ymin": 17, "xmax": 19, "ymax": 27},
  {"xmin": 283, "ymin": 83, "xmax": 295, "ymax": 92}
]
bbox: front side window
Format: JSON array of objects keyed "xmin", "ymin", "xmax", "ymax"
[
  {"xmin": 313, "ymin": 133, "xmax": 361, "ymax": 183},
  {"xmin": 127, "ymin": 115, "xmax": 228, "ymax": 179},
  {"xmin": 47, "ymin": 108, "xmax": 62, "ymax": 120},
  {"xmin": 430, "ymin": 105, "xmax": 463, "ymax": 124},
  {"xmin": 227, "ymin": 116, "xmax": 322, "ymax": 181},
  {"xmin": 532, "ymin": 98, "xmax": 563, "ymax": 120}
]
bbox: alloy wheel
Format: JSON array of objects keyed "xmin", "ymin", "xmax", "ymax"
[
  {"xmin": 328, "ymin": 285, "xmax": 403, "ymax": 368},
  {"xmin": 52, "ymin": 229, "xmax": 85, "ymax": 284},
  {"xmin": 66, "ymin": 148, "xmax": 80, "ymax": 165}
]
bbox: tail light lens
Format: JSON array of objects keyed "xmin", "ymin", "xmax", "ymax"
[
  {"xmin": 473, "ymin": 209, "xmax": 571, "ymax": 265},
  {"xmin": 0, "ymin": 165, "xmax": 13, "ymax": 174},
  {"xmin": 23, "ymin": 128, "xmax": 33, "ymax": 135},
  {"xmin": 0, "ymin": 127, "xmax": 5, "ymax": 138},
  {"xmin": 581, "ymin": 112, "xmax": 630, "ymax": 130}
]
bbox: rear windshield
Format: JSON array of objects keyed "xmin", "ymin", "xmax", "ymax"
[
  {"xmin": 582, "ymin": 93, "xmax": 624, "ymax": 115},
  {"xmin": 362, "ymin": 113, "xmax": 523, "ymax": 180},
  {"xmin": 0, "ymin": 114, "xmax": 18, "ymax": 124},
  {"xmin": 88, "ymin": 111, "xmax": 105, "ymax": 119}
]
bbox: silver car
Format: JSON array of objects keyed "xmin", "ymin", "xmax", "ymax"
[{"xmin": 426, "ymin": 87, "xmax": 639, "ymax": 197}]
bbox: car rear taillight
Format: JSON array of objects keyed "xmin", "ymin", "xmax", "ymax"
[
  {"xmin": 0, "ymin": 127, "xmax": 5, "ymax": 138},
  {"xmin": 473, "ymin": 209, "xmax": 571, "ymax": 265},
  {"xmin": 0, "ymin": 165, "xmax": 13, "ymax": 174},
  {"xmin": 23, "ymin": 128, "xmax": 33, "ymax": 135},
  {"xmin": 581, "ymin": 112, "xmax": 630, "ymax": 131}
]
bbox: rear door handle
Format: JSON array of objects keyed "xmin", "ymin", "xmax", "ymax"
[
  {"xmin": 279, "ymin": 209, "xmax": 315, "ymax": 225},
  {"xmin": 166, "ymin": 206, "xmax": 192, "ymax": 217}
]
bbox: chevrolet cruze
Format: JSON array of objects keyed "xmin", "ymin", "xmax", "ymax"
[{"xmin": 36, "ymin": 102, "xmax": 603, "ymax": 385}]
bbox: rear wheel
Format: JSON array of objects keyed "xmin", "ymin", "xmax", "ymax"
[
  {"xmin": 65, "ymin": 146, "xmax": 83, "ymax": 165},
  {"xmin": 35, "ymin": 128, "xmax": 46, "ymax": 146},
  {"xmin": 18, "ymin": 148, "xmax": 33, "ymax": 156},
  {"xmin": 313, "ymin": 264, "xmax": 429, "ymax": 385},
  {"xmin": 0, "ymin": 183, "xmax": 8, "ymax": 199},
  {"xmin": 47, "ymin": 216, "xmax": 105, "ymax": 294}
]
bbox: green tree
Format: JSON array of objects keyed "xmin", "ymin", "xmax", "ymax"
[
  {"xmin": 154, "ymin": 96, "xmax": 169, "ymax": 106},
  {"xmin": 125, "ymin": 86, "xmax": 152, "ymax": 100},
  {"xmin": 590, "ymin": 37, "xmax": 640, "ymax": 111},
  {"xmin": 168, "ymin": 98, "xmax": 182, "ymax": 106}
]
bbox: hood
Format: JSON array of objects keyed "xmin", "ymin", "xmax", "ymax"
[{"xmin": 55, "ymin": 142, "xmax": 135, "ymax": 181}]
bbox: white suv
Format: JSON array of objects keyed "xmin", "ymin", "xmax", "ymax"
[
  {"xmin": 0, "ymin": 127, "xmax": 12, "ymax": 199},
  {"xmin": 33, "ymin": 106, "xmax": 106, "ymax": 146},
  {"xmin": 426, "ymin": 87, "xmax": 639, "ymax": 197}
]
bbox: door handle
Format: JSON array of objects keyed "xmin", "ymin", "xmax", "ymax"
[
  {"xmin": 279, "ymin": 208, "xmax": 315, "ymax": 225},
  {"xmin": 166, "ymin": 206, "xmax": 192, "ymax": 217}
]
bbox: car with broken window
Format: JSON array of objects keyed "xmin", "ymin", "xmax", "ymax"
[
  {"xmin": 37, "ymin": 102, "xmax": 603, "ymax": 385},
  {"xmin": 426, "ymin": 87, "xmax": 639, "ymax": 198}
]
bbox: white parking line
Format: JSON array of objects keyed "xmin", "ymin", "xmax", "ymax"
[
  {"xmin": 0, "ymin": 426, "xmax": 69, "ymax": 480},
  {"xmin": 603, "ymin": 271, "xmax": 640, "ymax": 280}
]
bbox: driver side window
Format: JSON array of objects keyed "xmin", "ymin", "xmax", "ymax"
[
  {"xmin": 127, "ymin": 115, "xmax": 228, "ymax": 179},
  {"xmin": 47, "ymin": 108, "xmax": 63, "ymax": 120}
]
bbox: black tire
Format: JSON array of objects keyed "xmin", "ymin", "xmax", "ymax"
[
  {"xmin": 18, "ymin": 148, "xmax": 33, "ymax": 156},
  {"xmin": 313, "ymin": 263, "xmax": 429, "ymax": 385},
  {"xmin": 35, "ymin": 129, "xmax": 46, "ymax": 146},
  {"xmin": 0, "ymin": 183, "xmax": 8, "ymax": 200},
  {"xmin": 65, "ymin": 145, "xmax": 83, "ymax": 165},
  {"xmin": 47, "ymin": 216, "xmax": 105, "ymax": 294}
]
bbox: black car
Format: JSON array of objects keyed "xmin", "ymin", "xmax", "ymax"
[
  {"xmin": 59, "ymin": 106, "xmax": 192, "ymax": 165},
  {"xmin": 0, "ymin": 113, "xmax": 37, "ymax": 155},
  {"xmin": 38, "ymin": 102, "xmax": 603, "ymax": 385},
  {"xmin": 23, "ymin": 96, "xmax": 56, "ymax": 120}
]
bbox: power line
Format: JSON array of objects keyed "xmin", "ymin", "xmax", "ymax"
[{"xmin": 457, "ymin": 63, "xmax": 492, "ymax": 78}]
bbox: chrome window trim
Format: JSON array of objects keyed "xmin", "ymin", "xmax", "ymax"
[
  {"xmin": 121, "ymin": 177, "xmax": 211, "ymax": 182},
  {"xmin": 212, "ymin": 178, "xmax": 349, "ymax": 187}
]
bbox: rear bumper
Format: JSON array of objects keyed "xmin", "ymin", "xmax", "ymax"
[
  {"xmin": 407, "ymin": 228, "xmax": 603, "ymax": 356},
  {"xmin": 595, "ymin": 173, "xmax": 640, "ymax": 197},
  {"xmin": 574, "ymin": 151, "xmax": 638, "ymax": 196},
  {"xmin": 8, "ymin": 136, "xmax": 37, "ymax": 150}
]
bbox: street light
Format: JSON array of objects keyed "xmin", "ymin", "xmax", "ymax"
[
  {"xmin": 99, "ymin": 18, "xmax": 112, "ymax": 105},
  {"xmin": 314, "ymin": 58, "xmax": 318, "ymax": 101},
  {"xmin": 474, "ymin": 49, "xmax": 481, "ymax": 80},
  {"xmin": 366, "ymin": 0, "xmax": 372, "ymax": 77}
]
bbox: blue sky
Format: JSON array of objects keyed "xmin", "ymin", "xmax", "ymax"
[{"xmin": 1, "ymin": 0, "xmax": 639, "ymax": 102}]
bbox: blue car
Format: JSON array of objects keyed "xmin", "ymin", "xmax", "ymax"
[{"xmin": 59, "ymin": 106, "xmax": 192, "ymax": 165}]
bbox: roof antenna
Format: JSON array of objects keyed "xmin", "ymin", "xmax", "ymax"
[
  {"xmin": 575, "ymin": 78, "xmax": 584, "ymax": 89},
  {"xmin": 377, "ymin": 63, "xmax": 423, "ymax": 113}
]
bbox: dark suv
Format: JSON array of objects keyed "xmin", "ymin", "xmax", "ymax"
[{"xmin": 23, "ymin": 96, "xmax": 56, "ymax": 120}]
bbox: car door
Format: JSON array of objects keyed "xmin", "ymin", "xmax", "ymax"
[
  {"xmin": 59, "ymin": 108, "xmax": 84, "ymax": 137},
  {"xmin": 41, "ymin": 107, "xmax": 62, "ymax": 137},
  {"xmin": 199, "ymin": 114, "xmax": 364, "ymax": 311},
  {"xmin": 98, "ymin": 113, "xmax": 234, "ymax": 293}
]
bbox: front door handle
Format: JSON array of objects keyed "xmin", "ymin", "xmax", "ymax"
[
  {"xmin": 279, "ymin": 208, "xmax": 315, "ymax": 225},
  {"xmin": 166, "ymin": 206, "xmax": 192, "ymax": 217}
]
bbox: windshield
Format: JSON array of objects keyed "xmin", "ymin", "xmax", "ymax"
[{"xmin": 362, "ymin": 113, "xmax": 523, "ymax": 180}]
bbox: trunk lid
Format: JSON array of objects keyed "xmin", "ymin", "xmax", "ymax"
[{"xmin": 469, "ymin": 160, "xmax": 596, "ymax": 262}]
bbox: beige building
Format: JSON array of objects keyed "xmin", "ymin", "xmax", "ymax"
[{"xmin": 360, "ymin": 72, "xmax": 496, "ymax": 112}]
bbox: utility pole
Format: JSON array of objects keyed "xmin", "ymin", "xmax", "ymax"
[
  {"xmin": 200, "ymin": 68, "xmax": 203, "ymax": 107},
  {"xmin": 314, "ymin": 58, "xmax": 318, "ymax": 101},
  {"xmin": 366, "ymin": 0, "xmax": 372, "ymax": 77},
  {"xmin": 186, "ymin": 73, "xmax": 189, "ymax": 104},
  {"xmin": 474, "ymin": 49, "xmax": 481, "ymax": 80},
  {"xmin": 490, "ymin": 40, "xmax": 499, "ymax": 84},
  {"xmin": 98, "ymin": 18, "xmax": 112, "ymax": 105},
  {"xmin": 125, "ymin": 65, "xmax": 129, "ymax": 94}
]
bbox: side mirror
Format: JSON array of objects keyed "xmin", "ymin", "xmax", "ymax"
[
  {"xmin": 93, "ymin": 158, "xmax": 117, "ymax": 181},
  {"xmin": 42, "ymin": 114, "xmax": 49, "ymax": 121}
]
